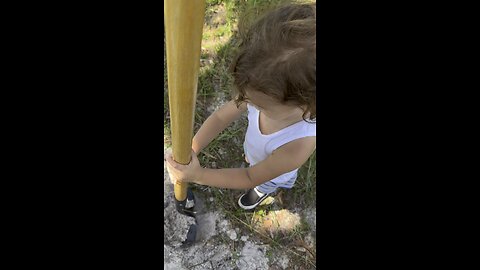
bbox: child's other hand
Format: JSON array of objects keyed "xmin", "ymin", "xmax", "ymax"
[{"xmin": 165, "ymin": 150, "xmax": 202, "ymax": 185}]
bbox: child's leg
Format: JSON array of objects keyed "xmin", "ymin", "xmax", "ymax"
[
  {"xmin": 256, "ymin": 181, "xmax": 279, "ymax": 195},
  {"xmin": 257, "ymin": 175, "xmax": 297, "ymax": 195}
]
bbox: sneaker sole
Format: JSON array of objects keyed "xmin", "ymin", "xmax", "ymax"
[{"xmin": 259, "ymin": 196, "xmax": 275, "ymax": 206}]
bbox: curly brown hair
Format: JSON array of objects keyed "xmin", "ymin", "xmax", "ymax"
[{"xmin": 230, "ymin": 3, "xmax": 316, "ymax": 121}]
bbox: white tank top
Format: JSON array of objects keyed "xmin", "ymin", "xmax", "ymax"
[{"xmin": 243, "ymin": 103, "xmax": 316, "ymax": 185}]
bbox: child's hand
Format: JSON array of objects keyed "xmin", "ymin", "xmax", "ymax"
[{"xmin": 165, "ymin": 150, "xmax": 202, "ymax": 185}]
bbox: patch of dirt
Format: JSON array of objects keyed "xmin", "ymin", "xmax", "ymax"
[
  {"xmin": 236, "ymin": 241, "xmax": 269, "ymax": 269},
  {"xmin": 205, "ymin": 3, "xmax": 227, "ymax": 28},
  {"xmin": 302, "ymin": 207, "xmax": 317, "ymax": 242},
  {"xmin": 201, "ymin": 4, "xmax": 233, "ymax": 62}
]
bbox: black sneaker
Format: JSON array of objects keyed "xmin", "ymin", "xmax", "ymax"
[{"xmin": 238, "ymin": 187, "xmax": 271, "ymax": 210}]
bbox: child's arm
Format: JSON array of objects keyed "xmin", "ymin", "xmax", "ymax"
[
  {"xmin": 166, "ymin": 136, "xmax": 316, "ymax": 189},
  {"xmin": 192, "ymin": 100, "xmax": 247, "ymax": 154}
]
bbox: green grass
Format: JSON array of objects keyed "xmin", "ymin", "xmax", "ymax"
[{"xmin": 165, "ymin": 0, "xmax": 316, "ymax": 268}]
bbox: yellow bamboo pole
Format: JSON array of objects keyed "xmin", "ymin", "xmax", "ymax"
[{"xmin": 164, "ymin": 0, "xmax": 206, "ymax": 202}]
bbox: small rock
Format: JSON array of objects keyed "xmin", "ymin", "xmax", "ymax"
[
  {"xmin": 227, "ymin": 229, "xmax": 237, "ymax": 240},
  {"xmin": 295, "ymin": 247, "xmax": 307, "ymax": 253},
  {"xmin": 240, "ymin": 235, "xmax": 248, "ymax": 242},
  {"xmin": 209, "ymin": 197, "xmax": 214, "ymax": 202},
  {"xmin": 219, "ymin": 220, "xmax": 229, "ymax": 232}
]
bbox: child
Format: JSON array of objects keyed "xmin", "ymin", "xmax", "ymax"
[{"xmin": 166, "ymin": 3, "xmax": 316, "ymax": 210}]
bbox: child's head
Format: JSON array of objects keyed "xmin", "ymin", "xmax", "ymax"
[{"xmin": 231, "ymin": 3, "xmax": 316, "ymax": 121}]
